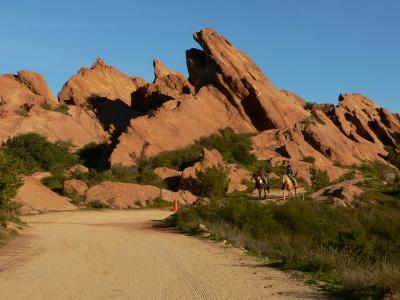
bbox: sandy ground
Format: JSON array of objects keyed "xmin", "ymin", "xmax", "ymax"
[{"xmin": 0, "ymin": 209, "xmax": 323, "ymax": 300}]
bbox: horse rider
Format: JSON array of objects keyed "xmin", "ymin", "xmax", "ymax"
[
  {"xmin": 258, "ymin": 167, "xmax": 268, "ymax": 187},
  {"xmin": 286, "ymin": 164, "xmax": 298, "ymax": 188}
]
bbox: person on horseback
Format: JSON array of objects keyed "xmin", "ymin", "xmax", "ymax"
[
  {"xmin": 286, "ymin": 164, "xmax": 298, "ymax": 188},
  {"xmin": 258, "ymin": 167, "xmax": 268, "ymax": 187}
]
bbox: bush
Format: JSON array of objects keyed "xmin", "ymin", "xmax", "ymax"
[
  {"xmin": 0, "ymin": 151, "xmax": 22, "ymax": 212},
  {"xmin": 4, "ymin": 133, "xmax": 78, "ymax": 174},
  {"xmin": 172, "ymin": 190, "xmax": 400, "ymax": 296},
  {"xmin": 87, "ymin": 199, "xmax": 108, "ymax": 209},
  {"xmin": 40, "ymin": 102, "xmax": 53, "ymax": 111},
  {"xmin": 72, "ymin": 165, "xmax": 165, "ymax": 188},
  {"xmin": 303, "ymin": 102, "xmax": 314, "ymax": 110},
  {"xmin": 141, "ymin": 128, "xmax": 256, "ymax": 171},
  {"xmin": 41, "ymin": 173, "xmax": 67, "ymax": 194},
  {"xmin": 14, "ymin": 107, "xmax": 29, "ymax": 117},
  {"xmin": 54, "ymin": 104, "xmax": 69, "ymax": 115},
  {"xmin": 303, "ymin": 156, "xmax": 316, "ymax": 164},
  {"xmin": 197, "ymin": 128, "xmax": 256, "ymax": 166},
  {"xmin": 310, "ymin": 165, "xmax": 330, "ymax": 190},
  {"xmin": 385, "ymin": 146, "xmax": 400, "ymax": 170},
  {"xmin": 191, "ymin": 165, "xmax": 229, "ymax": 198}
]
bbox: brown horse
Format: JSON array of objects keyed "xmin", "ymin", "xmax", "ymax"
[
  {"xmin": 281, "ymin": 175, "xmax": 297, "ymax": 201},
  {"xmin": 252, "ymin": 173, "xmax": 269, "ymax": 199}
]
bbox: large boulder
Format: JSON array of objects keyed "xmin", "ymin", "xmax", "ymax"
[
  {"xmin": 153, "ymin": 167, "xmax": 181, "ymax": 180},
  {"xmin": 63, "ymin": 179, "xmax": 88, "ymax": 196},
  {"xmin": 15, "ymin": 176, "xmax": 77, "ymax": 215},
  {"xmin": 58, "ymin": 58, "xmax": 145, "ymax": 106},
  {"xmin": 84, "ymin": 181, "xmax": 197, "ymax": 208},
  {"xmin": 186, "ymin": 28, "xmax": 309, "ymax": 130},
  {"xmin": 311, "ymin": 179, "xmax": 365, "ymax": 207}
]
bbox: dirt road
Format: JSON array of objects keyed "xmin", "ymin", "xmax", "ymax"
[{"xmin": 0, "ymin": 210, "xmax": 322, "ymax": 299}]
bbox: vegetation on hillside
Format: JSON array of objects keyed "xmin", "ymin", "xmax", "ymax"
[
  {"xmin": 139, "ymin": 128, "xmax": 256, "ymax": 171},
  {"xmin": 169, "ymin": 160, "xmax": 400, "ymax": 298},
  {"xmin": 4, "ymin": 133, "xmax": 78, "ymax": 174}
]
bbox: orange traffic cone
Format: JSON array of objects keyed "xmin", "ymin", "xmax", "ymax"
[{"xmin": 172, "ymin": 200, "xmax": 179, "ymax": 213}]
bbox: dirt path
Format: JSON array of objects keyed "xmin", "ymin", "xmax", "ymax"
[{"xmin": 0, "ymin": 210, "xmax": 322, "ymax": 299}]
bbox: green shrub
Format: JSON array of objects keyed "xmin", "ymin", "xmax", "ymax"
[
  {"xmin": 64, "ymin": 190, "xmax": 85, "ymax": 205},
  {"xmin": 192, "ymin": 165, "xmax": 229, "ymax": 198},
  {"xmin": 41, "ymin": 173, "xmax": 67, "ymax": 194},
  {"xmin": 0, "ymin": 151, "xmax": 22, "ymax": 212},
  {"xmin": 72, "ymin": 164, "xmax": 164, "ymax": 188},
  {"xmin": 14, "ymin": 108, "xmax": 29, "ymax": 117},
  {"xmin": 303, "ymin": 102, "xmax": 314, "ymax": 110},
  {"xmin": 303, "ymin": 156, "xmax": 316, "ymax": 164},
  {"xmin": 331, "ymin": 170, "xmax": 356, "ymax": 185},
  {"xmin": 146, "ymin": 197, "xmax": 171, "ymax": 208},
  {"xmin": 54, "ymin": 104, "xmax": 69, "ymax": 115},
  {"xmin": 310, "ymin": 166, "xmax": 330, "ymax": 190},
  {"xmin": 40, "ymin": 102, "xmax": 53, "ymax": 111},
  {"xmin": 172, "ymin": 190, "xmax": 400, "ymax": 296},
  {"xmin": 72, "ymin": 169, "xmax": 113, "ymax": 187},
  {"xmin": 4, "ymin": 133, "xmax": 78, "ymax": 174},
  {"xmin": 141, "ymin": 128, "xmax": 256, "ymax": 171},
  {"xmin": 385, "ymin": 146, "xmax": 400, "ymax": 170},
  {"xmin": 197, "ymin": 128, "xmax": 256, "ymax": 166},
  {"xmin": 87, "ymin": 199, "xmax": 108, "ymax": 209},
  {"xmin": 358, "ymin": 160, "xmax": 397, "ymax": 181}
]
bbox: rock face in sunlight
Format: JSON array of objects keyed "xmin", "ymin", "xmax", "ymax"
[
  {"xmin": 1, "ymin": 27, "xmax": 399, "ymax": 204},
  {"xmin": 186, "ymin": 28, "xmax": 309, "ymax": 130},
  {"xmin": 0, "ymin": 70, "xmax": 57, "ymax": 111},
  {"xmin": 58, "ymin": 58, "xmax": 145, "ymax": 106},
  {"xmin": 16, "ymin": 176, "xmax": 78, "ymax": 215}
]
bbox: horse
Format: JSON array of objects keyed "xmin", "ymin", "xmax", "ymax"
[
  {"xmin": 252, "ymin": 173, "xmax": 269, "ymax": 199},
  {"xmin": 281, "ymin": 175, "xmax": 297, "ymax": 201}
]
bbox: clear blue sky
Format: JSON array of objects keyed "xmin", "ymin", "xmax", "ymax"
[{"xmin": 1, "ymin": 0, "xmax": 399, "ymax": 112}]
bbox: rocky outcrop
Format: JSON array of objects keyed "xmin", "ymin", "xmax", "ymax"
[
  {"xmin": 0, "ymin": 70, "xmax": 57, "ymax": 111},
  {"xmin": 63, "ymin": 179, "xmax": 89, "ymax": 196},
  {"xmin": 110, "ymin": 84, "xmax": 254, "ymax": 166},
  {"xmin": 131, "ymin": 59, "xmax": 194, "ymax": 113},
  {"xmin": 311, "ymin": 179, "xmax": 365, "ymax": 207},
  {"xmin": 186, "ymin": 28, "xmax": 309, "ymax": 130},
  {"xmin": 58, "ymin": 58, "xmax": 144, "ymax": 106},
  {"xmin": 16, "ymin": 176, "xmax": 77, "ymax": 215},
  {"xmin": 153, "ymin": 167, "xmax": 181, "ymax": 180},
  {"xmin": 331, "ymin": 93, "xmax": 400, "ymax": 148},
  {"xmin": 0, "ymin": 105, "xmax": 107, "ymax": 148},
  {"xmin": 252, "ymin": 129, "xmax": 346, "ymax": 181},
  {"xmin": 84, "ymin": 181, "xmax": 197, "ymax": 208}
]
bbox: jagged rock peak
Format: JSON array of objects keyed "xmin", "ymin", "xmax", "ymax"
[
  {"xmin": 58, "ymin": 58, "xmax": 140, "ymax": 106},
  {"xmin": 186, "ymin": 27, "xmax": 309, "ymax": 130},
  {"xmin": 338, "ymin": 93, "xmax": 379, "ymax": 111}
]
